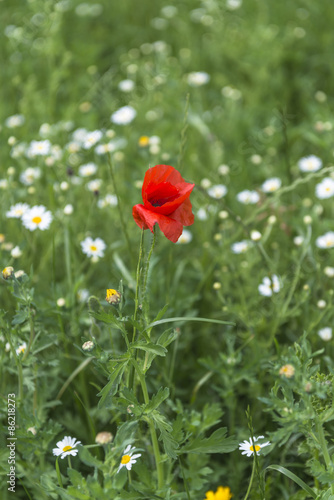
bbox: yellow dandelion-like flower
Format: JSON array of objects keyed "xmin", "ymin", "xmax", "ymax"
[
  {"xmin": 204, "ymin": 486, "xmax": 233, "ymax": 500},
  {"xmin": 138, "ymin": 136, "xmax": 150, "ymax": 147}
]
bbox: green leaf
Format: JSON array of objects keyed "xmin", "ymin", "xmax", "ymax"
[
  {"xmin": 143, "ymin": 316, "xmax": 234, "ymax": 333},
  {"xmin": 265, "ymin": 465, "xmax": 317, "ymax": 499},
  {"xmin": 89, "ymin": 310, "xmax": 126, "ymax": 332},
  {"xmin": 144, "ymin": 387, "xmax": 170, "ymax": 413},
  {"xmin": 179, "ymin": 428, "xmax": 237, "ymax": 454},
  {"xmin": 157, "ymin": 328, "xmax": 178, "ymax": 348},
  {"xmin": 114, "ymin": 420, "xmax": 138, "ymax": 447},
  {"xmin": 97, "ymin": 362, "xmax": 128, "ymax": 408},
  {"xmin": 152, "ymin": 412, "xmax": 179, "ymax": 459},
  {"xmin": 131, "ymin": 341, "xmax": 167, "ymax": 356},
  {"xmin": 67, "ymin": 468, "xmax": 85, "ymax": 487},
  {"xmin": 78, "ymin": 446, "xmax": 103, "ymax": 469},
  {"xmin": 12, "ymin": 309, "xmax": 29, "ymax": 325}
]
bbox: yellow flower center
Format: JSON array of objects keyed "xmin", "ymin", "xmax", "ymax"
[
  {"xmin": 63, "ymin": 445, "xmax": 72, "ymax": 452},
  {"xmin": 250, "ymin": 444, "xmax": 261, "ymax": 452},
  {"xmin": 326, "ymin": 240, "xmax": 333, "ymax": 247},
  {"xmin": 90, "ymin": 245, "xmax": 97, "ymax": 252},
  {"xmin": 121, "ymin": 454, "xmax": 131, "ymax": 464},
  {"xmin": 32, "ymin": 216, "xmax": 42, "ymax": 224},
  {"xmin": 107, "ymin": 289, "xmax": 117, "ymax": 298}
]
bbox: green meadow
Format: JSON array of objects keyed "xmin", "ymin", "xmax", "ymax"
[{"xmin": 1, "ymin": 1, "xmax": 334, "ymax": 498}]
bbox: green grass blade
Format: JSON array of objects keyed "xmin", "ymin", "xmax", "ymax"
[
  {"xmin": 265, "ymin": 465, "xmax": 317, "ymax": 498},
  {"xmin": 143, "ymin": 316, "xmax": 234, "ymax": 332}
]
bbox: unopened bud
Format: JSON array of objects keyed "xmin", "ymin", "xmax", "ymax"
[
  {"xmin": 95, "ymin": 431, "xmax": 113, "ymax": 444},
  {"xmin": 2, "ymin": 266, "xmax": 14, "ymax": 279},
  {"xmin": 106, "ymin": 289, "xmax": 121, "ymax": 305},
  {"xmin": 82, "ymin": 340, "xmax": 94, "ymax": 352}
]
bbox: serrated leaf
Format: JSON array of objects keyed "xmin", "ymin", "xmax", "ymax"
[
  {"xmin": 121, "ymin": 387, "xmax": 140, "ymax": 405},
  {"xmin": 179, "ymin": 428, "xmax": 237, "ymax": 454},
  {"xmin": 145, "ymin": 387, "xmax": 169, "ymax": 414},
  {"xmin": 97, "ymin": 362, "xmax": 128, "ymax": 408},
  {"xmin": 67, "ymin": 468, "xmax": 85, "ymax": 487},
  {"xmin": 152, "ymin": 412, "xmax": 178, "ymax": 459},
  {"xmin": 131, "ymin": 341, "xmax": 167, "ymax": 356},
  {"xmin": 78, "ymin": 446, "xmax": 103, "ymax": 469},
  {"xmin": 90, "ymin": 310, "xmax": 125, "ymax": 332}
]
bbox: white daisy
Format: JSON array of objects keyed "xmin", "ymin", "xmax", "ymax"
[
  {"xmin": 315, "ymin": 178, "xmax": 334, "ymax": 199},
  {"xmin": 72, "ymin": 127, "xmax": 89, "ymax": 145},
  {"xmin": 258, "ymin": 275, "xmax": 281, "ymax": 296},
  {"xmin": 226, "ymin": 0, "xmax": 242, "ymax": 9},
  {"xmin": 86, "ymin": 179, "xmax": 102, "ymax": 192},
  {"xmin": 81, "ymin": 237, "xmax": 106, "ymax": 258},
  {"xmin": 16, "ymin": 341, "xmax": 27, "ymax": 356},
  {"xmin": 97, "ymin": 194, "xmax": 118, "ymax": 208},
  {"xmin": 79, "ymin": 162, "xmax": 98, "ymax": 177},
  {"xmin": 207, "ymin": 184, "xmax": 228, "ymax": 199},
  {"xmin": 197, "ymin": 208, "xmax": 208, "ymax": 220},
  {"xmin": 118, "ymin": 79, "xmax": 135, "ymax": 92},
  {"xmin": 187, "ymin": 71, "xmax": 210, "ymax": 87},
  {"xmin": 95, "ymin": 138, "xmax": 127, "ymax": 155},
  {"xmin": 250, "ymin": 230, "xmax": 262, "ymax": 241},
  {"xmin": 27, "ymin": 139, "xmax": 52, "ymax": 157},
  {"xmin": 176, "ymin": 229, "xmax": 193, "ymax": 244},
  {"xmin": 22, "ymin": 205, "xmax": 53, "ymax": 231},
  {"xmin": 324, "ymin": 266, "xmax": 334, "ymax": 277},
  {"xmin": 318, "ymin": 327, "xmax": 332, "ymax": 341},
  {"xmin": 77, "ymin": 288, "xmax": 90, "ymax": 303},
  {"xmin": 6, "ymin": 203, "xmax": 30, "ymax": 218},
  {"xmin": 11, "ymin": 246, "xmax": 22, "ymax": 258},
  {"xmin": 293, "ymin": 236, "xmax": 304, "ymax": 246},
  {"xmin": 316, "ymin": 232, "xmax": 334, "ymax": 249},
  {"xmin": 5, "ymin": 114, "xmax": 25, "ymax": 128},
  {"xmin": 237, "ymin": 190, "xmax": 260, "ymax": 204},
  {"xmin": 117, "ymin": 445, "xmax": 141, "ymax": 473},
  {"xmin": 52, "ymin": 436, "xmax": 81, "ymax": 459},
  {"xmin": 239, "ymin": 436, "xmax": 270, "ymax": 457},
  {"xmin": 82, "ymin": 130, "xmax": 103, "ymax": 149},
  {"xmin": 261, "ymin": 177, "xmax": 282, "ymax": 193},
  {"xmin": 231, "ymin": 240, "xmax": 249, "ymax": 254},
  {"xmin": 111, "ymin": 106, "xmax": 136, "ymax": 125},
  {"xmin": 298, "ymin": 155, "xmax": 322, "ymax": 173},
  {"xmin": 19, "ymin": 167, "xmax": 41, "ymax": 186},
  {"xmin": 64, "ymin": 204, "xmax": 74, "ymax": 215}
]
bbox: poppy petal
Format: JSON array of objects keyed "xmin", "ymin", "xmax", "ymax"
[
  {"xmin": 169, "ymin": 198, "xmax": 194, "ymax": 226},
  {"xmin": 133, "ymin": 204, "xmax": 183, "ymax": 243}
]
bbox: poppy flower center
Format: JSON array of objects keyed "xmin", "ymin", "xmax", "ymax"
[
  {"xmin": 147, "ymin": 182, "xmax": 179, "ymax": 207},
  {"xmin": 121, "ymin": 454, "xmax": 131, "ymax": 464},
  {"xmin": 63, "ymin": 445, "xmax": 72, "ymax": 452},
  {"xmin": 32, "ymin": 216, "xmax": 42, "ymax": 224},
  {"xmin": 250, "ymin": 445, "xmax": 260, "ymax": 452}
]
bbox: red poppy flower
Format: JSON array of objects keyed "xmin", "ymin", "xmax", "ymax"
[{"xmin": 132, "ymin": 165, "xmax": 195, "ymax": 243}]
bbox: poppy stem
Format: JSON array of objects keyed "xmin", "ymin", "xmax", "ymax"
[
  {"xmin": 132, "ymin": 229, "xmax": 145, "ymax": 343},
  {"xmin": 142, "ymin": 226, "xmax": 156, "ymax": 320}
]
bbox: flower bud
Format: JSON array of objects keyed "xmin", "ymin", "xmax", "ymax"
[
  {"xmin": 95, "ymin": 431, "xmax": 113, "ymax": 444},
  {"xmin": 106, "ymin": 289, "xmax": 121, "ymax": 305},
  {"xmin": 82, "ymin": 340, "xmax": 94, "ymax": 352},
  {"xmin": 2, "ymin": 266, "xmax": 14, "ymax": 279}
]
